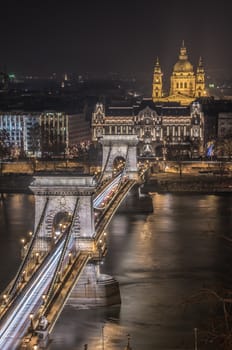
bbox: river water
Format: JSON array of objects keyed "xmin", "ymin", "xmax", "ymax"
[{"xmin": 0, "ymin": 192, "xmax": 232, "ymax": 350}]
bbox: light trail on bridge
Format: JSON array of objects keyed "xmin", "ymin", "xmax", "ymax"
[
  {"xmin": 0, "ymin": 240, "xmax": 65, "ymax": 350},
  {"xmin": 93, "ymin": 173, "xmax": 123, "ymax": 209}
]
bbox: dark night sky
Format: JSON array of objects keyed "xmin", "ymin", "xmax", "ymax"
[{"xmin": 1, "ymin": 0, "xmax": 232, "ymax": 81}]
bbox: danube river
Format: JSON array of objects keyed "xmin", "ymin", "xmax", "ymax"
[{"xmin": 0, "ymin": 192, "xmax": 232, "ymax": 350}]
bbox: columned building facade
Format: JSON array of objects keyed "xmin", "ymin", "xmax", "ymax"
[
  {"xmin": 0, "ymin": 111, "xmax": 89, "ymax": 158},
  {"xmin": 92, "ymin": 100, "xmax": 204, "ymax": 160}
]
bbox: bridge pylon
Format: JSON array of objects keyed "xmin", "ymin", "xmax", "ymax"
[
  {"xmin": 100, "ymin": 136, "xmax": 138, "ymax": 180},
  {"xmin": 92, "ymin": 102, "xmax": 139, "ymax": 180},
  {"xmin": 30, "ymin": 175, "xmax": 97, "ymax": 253}
]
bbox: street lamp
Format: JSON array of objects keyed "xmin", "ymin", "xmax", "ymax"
[
  {"xmin": 42, "ymin": 294, "xmax": 46, "ymax": 305},
  {"xmin": 29, "ymin": 313, "xmax": 34, "ymax": 332},
  {"xmin": 3, "ymin": 294, "xmax": 8, "ymax": 306},
  {"xmin": 22, "ymin": 270, "xmax": 26, "ymax": 283},
  {"xmin": 102, "ymin": 324, "xmax": 105, "ymax": 350},
  {"xmin": 68, "ymin": 252, "xmax": 72, "ymax": 265},
  {"xmin": 126, "ymin": 333, "xmax": 132, "ymax": 349},
  {"xmin": 97, "ymin": 244, "xmax": 102, "ymax": 277},
  {"xmin": 35, "ymin": 252, "xmax": 40, "ymax": 265},
  {"xmin": 20, "ymin": 238, "xmax": 28, "ymax": 259},
  {"xmin": 194, "ymin": 327, "xmax": 198, "ymax": 350}
]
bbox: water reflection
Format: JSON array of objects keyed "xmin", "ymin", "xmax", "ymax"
[
  {"xmin": 0, "ymin": 194, "xmax": 34, "ymax": 291},
  {"xmin": 50, "ymin": 193, "xmax": 232, "ymax": 350},
  {"xmin": 0, "ymin": 193, "xmax": 232, "ymax": 349}
]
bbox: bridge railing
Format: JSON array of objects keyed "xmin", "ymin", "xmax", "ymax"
[{"xmin": 94, "ymin": 179, "xmax": 136, "ymax": 243}]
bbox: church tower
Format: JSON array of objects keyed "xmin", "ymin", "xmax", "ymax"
[
  {"xmin": 152, "ymin": 57, "xmax": 163, "ymax": 102},
  {"xmin": 195, "ymin": 57, "xmax": 206, "ymax": 97},
  {"xmin": 151, "ymin": 41, "xmax": 207, "ymax": 105}
]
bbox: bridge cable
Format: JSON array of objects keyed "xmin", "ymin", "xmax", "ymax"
[
  {"xmin": 7, "ymin": 197, "xmax": 50, "ymax": 298},
  {"xmin": 123, "ymin": 144, "xmax": 129, "ymax": 176},
  {"xmin": 96, "ymin": 144, "xmax": 112, "ymax": 188}
]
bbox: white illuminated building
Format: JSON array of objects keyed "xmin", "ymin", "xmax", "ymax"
[
  {"xmin": 0, "ymin": 111, "xmax": 89, "ymax": 157},
  {"xmin": 92, "ymin": 100, "xmax": 204, "ymax": 159}
]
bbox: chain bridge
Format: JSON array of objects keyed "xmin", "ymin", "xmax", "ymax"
[{"xmin": 0, "ymin": 128, "xmax": 140, "ymax": 349}]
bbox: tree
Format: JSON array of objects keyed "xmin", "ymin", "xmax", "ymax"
[
  {"xmin": 185, "ymin": 287, "xmax": 232, "ymax": 349},
  {"xmin": 0, "ymin": 129, "xmax": 11, "ymax": 160},
  {"xmin": 28, "ymin": 123, "xmax": 41, "ymax": 156},
  {"xmin": 216, "ymin": 137, "xmax": 232, "ymax": 160},
  {"xmin": 185, "ymin": 235, "xmax": 232, "ymax": 349}
]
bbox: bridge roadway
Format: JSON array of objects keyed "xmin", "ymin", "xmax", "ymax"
[
  {"xmin": 0, "ymin": 234, "xmax": 66, "ymax": 349},
  {"xmin": 0, "ymin": 176, "xmax": 136, "ymax": 349}
]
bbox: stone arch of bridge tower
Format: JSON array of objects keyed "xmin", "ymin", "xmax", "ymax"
[
  {"xmin": 47, "ymin": 210, "xmax": 80, "ymax": 240},
  {"xmin": 101, "ymin": 141, "xmax": 138, "ymax": 180},
  {"xmin": 34, "ymin": 197, "xmax": 81, "ymax": 252},
  {"xmin": 108, "ymin": 147, "xmax": 128, "ymax": 171},
  {"xmin": 112, "ymin": 155, "xmax": 126, "ymax": 175},
  {"xmin": 30, "ymin": 176, "xmax": 97, "ymax": 254}
]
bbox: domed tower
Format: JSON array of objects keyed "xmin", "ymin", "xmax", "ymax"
[
  {"xmin": 195, "ymin": 56, "xmax": 206, "ymax": 97},
  {"xmin": 152, "ymin": 57, "xmax": 163, "ymax": 102},
  {"xmin": 170, "ymin": 41, "xmax": 195, "ymax": 97}
]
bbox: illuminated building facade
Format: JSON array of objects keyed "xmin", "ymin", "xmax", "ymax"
[
  {"xmin": 68, "ymin": 113, "xmax": 91, "ymax": 145},
  {"xmin": 152, "ymin": 41, "xmax": 207, "ymax": 106},
  {"xmin": 0, "ymin": 111, "xmax": 90, "ymax": 157},
  {"xmin": 92, "ymin": 99, "xmax": 204, "ymax": 159},
  {"xmin": 218, "ymin": 112, "xmax": 232, "ymax": 138},
  {"xmin": 38, "ymin": 112, "xmax": 69, "ymax": 156},
  {"xmin": 0, "ymin": 112, "xmax": 38, "ymax": 156}
]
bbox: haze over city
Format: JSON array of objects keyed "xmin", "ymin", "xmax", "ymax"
[{"xmin": 0, "ymin": 0, "xmax": 232, "ymax": 81}]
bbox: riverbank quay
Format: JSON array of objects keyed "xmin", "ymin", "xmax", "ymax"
[
  {"xmin": 142, "ymin": 172, "xmax": 232, "ymax": 194},
  {"xmin": 0, "ymin": 159, "xmax": 232, "ymax": 195},
  {"xmin": 0, "ymin": 160, "xmax": 101, "ymax": 194}
]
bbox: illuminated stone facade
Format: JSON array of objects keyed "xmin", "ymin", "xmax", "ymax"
[
  {"xmin": 92, "ymin": 100, "xmax": 204, "ymax": 160},
  {"xmin": 152, "ymin": 42, "xmax": 207, "ymax": 106},
  {"xmin": 92, "ymin": 103, "xmax": 138, "ymax": 178}
]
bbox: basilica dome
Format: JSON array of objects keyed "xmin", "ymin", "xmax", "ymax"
[
  {"xmin": 173, "ymin": 42, "xmax": 193, "ymax": 73},
  {"xmin": 173, "ymin": 59, "xmax": 193, "ymax": 73}
]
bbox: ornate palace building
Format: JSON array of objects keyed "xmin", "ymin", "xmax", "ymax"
[
  {"xmin": 92, "ymin": 99, "xmax": 204, "ymax": 159},
  {"xmin": 152, "ymin": 41, "xmax": 207, "ymax": 106}
]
